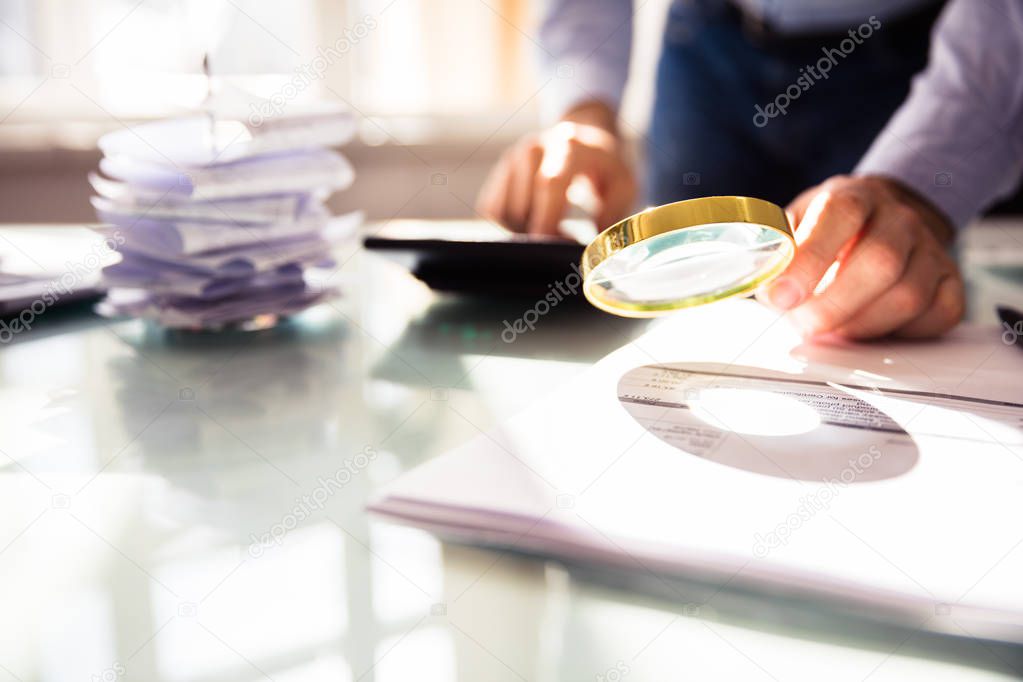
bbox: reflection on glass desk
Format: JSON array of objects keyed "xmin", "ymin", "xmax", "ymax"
[{"xmin": 0, "ymin": 221, "xmax": 1021, "ymax": 682}]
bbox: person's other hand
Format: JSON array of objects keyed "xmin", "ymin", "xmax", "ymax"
[
  {"xmin": 476, "ymin": 101, "xmax": 636, "ymax": 236},
  {"xmin": 759, "ymin": 175, "xmax": 965, "ymax": 339}
]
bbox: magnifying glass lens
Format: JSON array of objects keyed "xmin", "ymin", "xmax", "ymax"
[{"xmin": 581, "ymin": 198, "xmax": 795, "ymax": 317}]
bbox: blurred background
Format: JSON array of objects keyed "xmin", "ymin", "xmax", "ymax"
[{"xmin": 0, "ymin": 0, "xmax": 673, "ymax": 223}]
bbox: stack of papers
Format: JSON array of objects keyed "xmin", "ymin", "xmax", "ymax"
[
  {"xmin": 370, "ymin": 300, "xmax": 1023, "ymax": 643},
  {"xmin": 89, "ymin": 109, "xmax": 361, "ymax": 328}
]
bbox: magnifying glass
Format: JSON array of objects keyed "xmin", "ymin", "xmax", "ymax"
[{"xmin": 581, "ymin": 196, "xmax": 795, "ymax": 317}]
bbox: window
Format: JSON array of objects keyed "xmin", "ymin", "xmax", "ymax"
[
  {"xmin": 0, "ymin": 0, "xmax": 670, "ymax": 146},
  {"xmin": 0, "ymin": 0, "xmax": 539, "ymax": 139}
]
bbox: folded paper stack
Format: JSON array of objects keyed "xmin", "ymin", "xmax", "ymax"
[{"xmin": 89, "ymin": 108, "xmax": 361, "ymax": 329}]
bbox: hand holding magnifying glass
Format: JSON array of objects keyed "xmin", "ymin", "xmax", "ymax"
[
  {"xmin": 758, "ymin": 175, "xmax": 964, "ymax": 340},
  {"xmin": 582, "ymin": 175, "xmax": 965, "ymax": 340}
]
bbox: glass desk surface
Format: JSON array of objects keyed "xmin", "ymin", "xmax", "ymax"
[{"xmin": 0, "ymin": 221, "xmax": 1020, "ymax": 682}]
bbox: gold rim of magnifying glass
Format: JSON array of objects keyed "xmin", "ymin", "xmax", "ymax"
[{"xmin": 581, "ymin": 196, "xmax": 795, "ymax": 318}]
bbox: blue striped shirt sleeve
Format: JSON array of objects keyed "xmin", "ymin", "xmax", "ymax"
[
  {"xmin": 537, "ymin": 0, "xmax": 633, "ymax": 122},
  {"xmin": 856, "ymin": 0, "xmax": 1023, "ymax": 227}
]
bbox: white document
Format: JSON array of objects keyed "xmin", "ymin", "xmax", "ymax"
[
  {"xmin": 115, "ymin": 215, "xmax": 353, "ymax": 276},
  {"xmin": 0, "ymin": 227, "xmax": 114, "ymax": 313},
  {"xmin": 98, "ymin": 148, "xmax": 355, "ymax": 201},
  {"xmin": 91, "ymin": 192, "xmax": 309, "ymax": 226},
  {"xmin": 98, "ymin": 282, "xmax": 334, "ymax": 328},
  {"xmin": 96, "ymin": 110, "xmax": 356, "ymax": 167},
  {"xmin": 370, "ymin": 299, "xmax": 1023, "ymax": 643},
  {"xmin": 102, "ymin": 210, "xmax": 359, "ymax": 261},
  {"xmin": 101, "ymin": 259, "xmax": 306, "ymax": 300},
  {"xmin": 94, "ymin": 207, "xmax": 344, "ymax": 256}
]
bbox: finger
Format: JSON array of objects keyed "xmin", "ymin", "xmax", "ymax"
[
  {"xmin": 505, "ymin": 142, "xmax": 543, "ymax": 230},
  {"xmin": 594, "ymin": 168, "xmax": 636, "ymax": 231},
  {"xmin": 529, "ymin": 174, "xmax": 572, "ymax": 236},
  {"xmin": 785, "ymin": 185, "xmax": 818, "ymax": 227},
  {"xmin": 476, "ymin": 155, "xmax": 512, "ymax": 227},
  {"xmin": 787, "ymin": 206, "xmax": 915, "ymax": 335},
  {"xmin": 831, "ymin": 247, "xmax": 941, "ymax": 339},
  {"xmin": 528, "ymin": 137, "xmax": 577, "ymax": 236},
  {"xmin": 763, "ymin": 180, "xmax": 876, "ymax": 311},
  {"xmin": 895, "ymin": 274, "xmax": 965, "ymax": 338}
]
